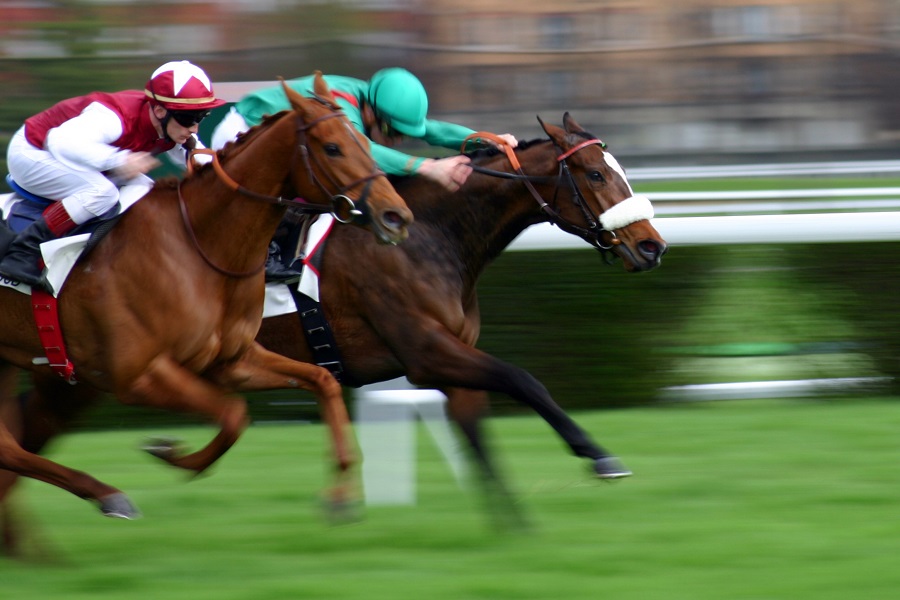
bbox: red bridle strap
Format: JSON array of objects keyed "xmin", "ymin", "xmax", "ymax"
[{"xmin": 556, "ymin": 138, "xmax": 605, "ymax": 162}]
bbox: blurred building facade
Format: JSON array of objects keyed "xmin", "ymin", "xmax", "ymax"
[{"xmin": 1, "ymin": 0, "xmax": 900, "ymax": 164}]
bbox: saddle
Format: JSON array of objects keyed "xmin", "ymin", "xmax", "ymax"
[
  {"xmin": 266, "ymin": 209, "xmax": 316, "ymax": 283},
  {"xmin": 0, "ymin": 175, "xmax": 123, "ymax": 264}
]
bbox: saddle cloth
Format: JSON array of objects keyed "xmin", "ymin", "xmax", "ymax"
[
  {"xmin": 263, "ymin": 214, "xmax": 333, "ymax": 318},
  {"xmin": 0, "ymin": 184, "xmax": 149, "ymax": 297}
]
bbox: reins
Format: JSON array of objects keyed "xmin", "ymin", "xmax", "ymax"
[
  {"xmin": 176, "ymin": 181, "xmax": 265, "ymax": 278},
  {"xmin": 464, "ymin": 133, "xmax": 559, "ymax": 219}
]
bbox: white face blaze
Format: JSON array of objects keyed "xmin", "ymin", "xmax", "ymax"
[
  {"xmin": 598, "ymin": 151, "xmax": 654, "ymax": 230},
  {"xmin": 603, "ymin": 152, "xmax": 633, "ymax": 195}
]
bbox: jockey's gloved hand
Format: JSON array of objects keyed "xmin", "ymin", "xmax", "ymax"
[
  {"xmin": 488, "ymin": 134, "xmax": 518, "ymax": 149},
  {"xmin": 416, "ymin": 155, "xmax": 473, "ymax": 192},
  {"xmin": 111, "ymin": 152, "xmax": 160, "ymax": 182}
]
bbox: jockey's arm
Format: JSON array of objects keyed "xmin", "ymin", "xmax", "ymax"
[
  {"xmin": 422, "ymin": 119, "xmax": 518, "ymax": 151},
  {"xmin": 44, "ymin": 102, "xmax": 135, "ymax": 173}
]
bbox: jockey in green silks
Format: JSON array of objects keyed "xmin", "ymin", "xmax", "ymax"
[{"xmin": 210, "ymin": 68, "xmax": 518, "ymax": 193}]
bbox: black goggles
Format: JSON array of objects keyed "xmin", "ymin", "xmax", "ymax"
[{"xmin": 169, "ymin": 110, "xmax": 211, "ymax": 127}]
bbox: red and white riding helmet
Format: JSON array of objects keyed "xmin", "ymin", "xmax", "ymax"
[{"xmin": 144, "ymin": 60, "xmax": 226, "ymax": 111}]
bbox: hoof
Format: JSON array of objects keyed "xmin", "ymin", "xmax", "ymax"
[
  {"xmin": 323, "ymin": 497, "xmax": 363, "ymax": 526},
  {"xmin": 98, "ymin": 493, "xmax": 141, "ymax": 519},
  {"xmin": 142, "ymin": 436, "xmax": 186, "ymax": 461},
  {"xmin": 593, "ymin": 457, "xmax": 632, "ymax": 480}
]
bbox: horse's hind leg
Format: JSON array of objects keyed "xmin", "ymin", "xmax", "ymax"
[
  {"xmin": 445, "ymin": 387, "xmax": 529, "ymax": 530},
  {"xmin": 0, "ymin": 418, "xmax": 136, "ymax": 518}
]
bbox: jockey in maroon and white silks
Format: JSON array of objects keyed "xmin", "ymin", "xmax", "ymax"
[{"xmin": 0, "ymin": 60, "xmax": 226, "ymax": 290}]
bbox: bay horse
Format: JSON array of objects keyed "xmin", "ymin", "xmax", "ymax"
[
  {"xmin": 260, "ymin": 115, "xmax": 666, "ymax": 512},
  {"xmin": 2, "ymin": 112, "xmax": 663, "ymax": 546},
  {"xmin": 0, "ymin": 73, "xmax": 412, "ymax": 532}
]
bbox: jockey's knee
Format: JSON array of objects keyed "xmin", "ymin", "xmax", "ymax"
[{"xmin": 63, "ymin": 184, "xmax": 119, "ymax": 223}]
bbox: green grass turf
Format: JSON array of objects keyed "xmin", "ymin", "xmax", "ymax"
[{"xmin": 3, "ymin": 398, "xmax": 900, "ymax": 599}]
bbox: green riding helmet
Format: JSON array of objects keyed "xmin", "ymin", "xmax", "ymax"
[{"xmin": 367, "ymin": 68, "xmax": 428, "ymax": 137}]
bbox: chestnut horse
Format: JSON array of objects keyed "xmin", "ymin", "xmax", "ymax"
[
  {"xmin": 0, "ymin": 73, "xmax": 412, "ymax": 530},
  {"xmin": 2, "ymin": 113, "xmax": 663, "ymax": 546}
]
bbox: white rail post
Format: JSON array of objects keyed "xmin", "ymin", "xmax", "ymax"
[{"xmin": 355, "ymin": 378, "xmax": 467, "ymax": 506}]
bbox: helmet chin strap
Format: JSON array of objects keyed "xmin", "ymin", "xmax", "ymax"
[
  {"xmin": 149, "ymin": 101, "xmax": 175, "ymax": 144},
  {"xmin": 159, "ymin": 111, "xmax": 175, "ymax": 144}
]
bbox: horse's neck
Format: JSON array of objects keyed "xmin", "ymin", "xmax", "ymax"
[
  {"xmin": 407, "ymin": 144, "xmax": 555, "ymax": 277},
  {"xmin": 178, "ymin": 116, "xmax": 297, "ymax": 265}
]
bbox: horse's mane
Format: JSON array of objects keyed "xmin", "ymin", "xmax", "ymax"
[
  {"xmin": 216, "ymin": 111, "xmax": 289, "ymax": 161},
  {"xmin": 464, "ymin": 137, "xmax": 546, "ymax": 163},
  {"xmin": 169, "ymin": 110, "xmax": 291, "ymax": 181}
]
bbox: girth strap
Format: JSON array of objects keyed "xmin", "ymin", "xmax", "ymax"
[
  {"xmin": 287, "ymin": 285, "xmax": 344, "ymax": 383},
  {"xmin": 31, "ymin": 288, "xmax": 76, "ymax": 384}
]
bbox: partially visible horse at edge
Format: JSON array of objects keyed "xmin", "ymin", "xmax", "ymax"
[
  {"xmin": 0, "ymin": 72, "xmax": 413, "ymax": 541},
  {"xmin": 2, "ymin": 112, "xmax": 664, "ymax": 548}
]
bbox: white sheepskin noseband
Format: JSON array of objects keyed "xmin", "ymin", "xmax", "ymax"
[{"xmin": 599, "ymin": 195, "xmax": 654, "ymax": 230}]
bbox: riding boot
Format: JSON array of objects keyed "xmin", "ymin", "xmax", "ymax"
[
  {"xmin": 264, "ymin": 240, "xmax": 302, "ymax": 284},
  {"xmin": 0, "ymin": 201, "xmax": 76, "ymax": 290}
]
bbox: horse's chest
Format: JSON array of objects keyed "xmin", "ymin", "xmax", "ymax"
[{"xmin": 176, "ymin": 314, "xmax": 259, "ymax": 370}]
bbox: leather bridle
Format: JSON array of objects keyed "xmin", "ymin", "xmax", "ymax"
[
  {"xmin": 178, "ymin": 108, "xmax": 386, "ymax": 277},
  {"xmin": 465, "ymin": 132, "xmax": 621, "ymax": 250}
]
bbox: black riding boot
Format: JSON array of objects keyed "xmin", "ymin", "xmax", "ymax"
[
  {"xmin": 264, "ymin": 241, "xmax": 302, "ymax": 284},
  {"xmin": 0, "ymin": 217, "xmax": 57, "ymax": 289},
  {"xmin": 0, "ymin": 201, "xmax": 76, "ymax": 291}
]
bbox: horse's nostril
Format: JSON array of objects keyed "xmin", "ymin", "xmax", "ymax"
[
  {"xmin": 383, "ymin": 211, "xmax": 408, "ymax": 230},
  {"xmin": 638, "ymin": 240, "xmax": 659, "ymax": 259}
]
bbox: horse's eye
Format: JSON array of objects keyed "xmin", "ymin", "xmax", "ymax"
[
  {"xmin": 589, "ymin": 170, "xmax": 605, "ymax": 183},
  {"xmin": 324, "ymin": 143, "xmax": 342, "ymax": 157}
]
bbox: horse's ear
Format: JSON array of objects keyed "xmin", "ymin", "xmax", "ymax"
[
  {"xmin": 312, "ymin": 71, "xmax": 341, "ymax": 110},
  {"xmin": 537, "ymin": 115, "xmax": 550, "ymax": 136},
  {"xmin": 562, "ymin": 112, "xmax": 584, "ymax": 134},
  {"xmin": 281, "ymin": 77, "xmax": 306, "ymax": 112},
  {"xmin": 539, "ymin": 114, "xmax": 567, "ymax": 147}
]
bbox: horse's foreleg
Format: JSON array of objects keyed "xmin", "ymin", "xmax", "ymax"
[
  {"xmin": 223, "ymin": 342, "xmax": 353, "ymax": 474},
  {"xmin": 121, "ymin": 356, "xmax": 249, "ymax": 475},
  {"xmin": 219, "ymin": 343, "xmax": 356, "ymax": 516},
  {"xmin": 405, "ymin": 337, "xmax": 630, "ymax": 479}
]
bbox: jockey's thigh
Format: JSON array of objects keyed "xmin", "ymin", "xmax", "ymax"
[
  {"xmin": 210, "ymin": 107, "xmax": 249, "ymax": 150},
  {"xmin": 7, "ymin": 129, "xmax": 118, "ymax": 225}
]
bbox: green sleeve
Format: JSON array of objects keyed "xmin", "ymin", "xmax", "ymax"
[
  {"xmin": 232, "ymin": 85, "xmax": 293, "ymax": 127},
  {"xmin": 369, "ymin": 144, "xmax": 426, "ymax": 176},
  {"xmin": 420, "ymin": 119, "xmax": 478, "ymax": 152},
  {"xmin": 370, "ymin": 119, "xmax": 478, "ymax": 176}
]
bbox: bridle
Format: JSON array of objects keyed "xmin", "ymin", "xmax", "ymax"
[
  {"xmin": 179, "ymin": 108, "xmax": 384, "ymax": 277},
  {"xmin": 466, "ymin": 132, "xmax": 624, "ymax": 251}
]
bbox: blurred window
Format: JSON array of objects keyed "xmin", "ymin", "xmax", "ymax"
[{"xmin": 540, "ymin": 14, "xmax": 573, "ymax": 49}]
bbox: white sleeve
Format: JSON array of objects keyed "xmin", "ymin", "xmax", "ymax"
[{"xmin": 45, "ymin": 102, "xmax": 133, "ymax": 172}]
